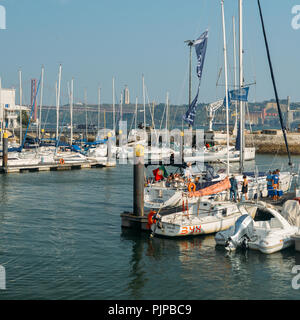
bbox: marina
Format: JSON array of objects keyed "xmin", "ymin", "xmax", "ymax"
[
  {"xmin": 0, "ymin": 155, "xmax": 299, "ymax": 300},
  {"xmin": 1, "ymin": 0, "xmax": 300, "ymax": 304}
]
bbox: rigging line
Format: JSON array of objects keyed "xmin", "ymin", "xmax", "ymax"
[
  {"xmin": 257, "ymin": 0, "xmax": 292, "ymax": 167},
  {"xmin": 171, "ymin": 55, "xmax": 190, "ymax": 129}
]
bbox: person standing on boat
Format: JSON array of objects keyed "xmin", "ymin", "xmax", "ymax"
[
  {"xmin": 229, "ymin": 175, "xmax": 238, "ymax": 202},
  {"xmin": 272, "ymin": 170, "xmax": 280, "ymax": 200},
  {"xmin": 266, "ymin": 170, "xmax": 273, "ymax": 195},
  {"xmin": 184, "ymin": 162, "xmax": 194, "ymax": 180},
  {"xmin": 241, "ymin": 175, "xmax": 248, "ymax": 201}
]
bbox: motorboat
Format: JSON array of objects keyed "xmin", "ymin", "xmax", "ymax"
[
  {"xmin": 148, "ymin": 198, "xmax": 257, "ymax": 237},
  {"xmin": 215, "ymin": 200, "xmax": 300, "ymax": 254}
]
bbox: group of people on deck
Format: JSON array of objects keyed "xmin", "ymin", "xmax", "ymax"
[
  {"xmin": 266, "ymin": 169, "xmax": 281, "ymax": 200},
  {"xmin": 229, "ymin": 169, "xmax": 281, "ymax": 202},
  {"xmin": 229, "ymin": 175, "xmax": 248, "ymax": 202}
]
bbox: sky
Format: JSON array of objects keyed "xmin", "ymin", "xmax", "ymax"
[{"xmin": 0, "ymin": 0, "xmax": 300, "ymax": 107}]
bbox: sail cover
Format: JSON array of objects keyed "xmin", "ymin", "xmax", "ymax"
[{"xmin": 188, "ymin": 176, "xmax": 231, "ymax": 198}]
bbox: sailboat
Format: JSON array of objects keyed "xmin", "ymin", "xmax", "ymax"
[{"xmin": 145, "ymin": 0, "xmax": 293, "ymax": 215}]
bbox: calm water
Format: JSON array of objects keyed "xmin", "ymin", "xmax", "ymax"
[{"xmin": 0, "ymin": 154, "xmax": 300, "ymax": 300}]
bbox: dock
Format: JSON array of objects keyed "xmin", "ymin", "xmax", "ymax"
[{"xmin": 0, "ymin": 159, "xmax": 116, "ymax": 174}]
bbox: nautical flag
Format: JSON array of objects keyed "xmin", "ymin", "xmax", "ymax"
[
  {"xmin": 224, "ymin": 86, "xmax": 250, "ymax": 106},
  {"xmin": 183, "ymin": 30, "xmax": 209, "ymax": 126},
  {"xmin": 182, "ymin": 87, "xmax": 200, "ymax": 125},
  {"xmin": 194, "ymin": 30, "xmax": 209, "ymax": 80},
  {"xmin": 230, "ymin": 86, "xmax": 249, "ymax": 101}
]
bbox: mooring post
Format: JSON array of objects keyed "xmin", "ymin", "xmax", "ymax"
[
  {"xmin": 2, "ymin": 131, "xmax": 8, "ymax": 171},
  {"xmin": 133, "ymin": 144, "xmax": 144, "ymax": 217}
]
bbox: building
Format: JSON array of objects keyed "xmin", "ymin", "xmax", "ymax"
[
  {"xmin": 123, "ymin": 85, "xmax": 130, "ymax": 105},
  {"xmin": 0, "ymin": 87, "xmax": 28, "ymax": 130}
]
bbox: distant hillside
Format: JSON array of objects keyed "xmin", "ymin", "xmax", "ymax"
[{"xmin": 34, "ymin": 98, "xmax": 296, "ymax": 131}]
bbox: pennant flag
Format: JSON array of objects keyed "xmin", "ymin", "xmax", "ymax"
[
  {"xmin": 183, "ymin": 30, "xmax": 209, "ymax": 126},
  {"xmin": 194, "ymin": 30, "xmax": 209, "ymax": 80},
  {"xmin": 182, "ymin": 87, "xmax": 200, "ymax": 126}
]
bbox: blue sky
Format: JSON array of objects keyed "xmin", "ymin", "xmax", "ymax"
[{"xmin": 0, "ymin": 0, "xmax": 300, "ymax": 106}]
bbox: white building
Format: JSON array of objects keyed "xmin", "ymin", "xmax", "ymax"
[
  {"xmin": 123, "ymin": 85, "xmax": 130, "ymax": 105},
  {"xmin": 0, "ymin": 88, "xmax": 28, "ymax": 130}
]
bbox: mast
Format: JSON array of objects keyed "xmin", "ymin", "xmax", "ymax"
[
  {"xmin": 142, "ymin": 74, "xmax": 146, "ymax": 130},
  {"xmin": 98, "ymin": 86, "xmax": 101, "ymax": 131},
  {"xmin": 56, "ymin": 64, "xmax": 62, "ymax": 142},
  {"xmin": 39, "ymin": 65, "xmax": 44, "ymax": 140},
  {"xmin": 221, "ymin": 0, "xmax": 230, "ymax": 176},
  {"xmin": 112, "ymin": 77, "xmax": 115, "ymax": 133},
  {"xmin": 184, "ymin": 40, "xmax": 194, "ymax": 129},
  {"xmin": 70, "ymin": 78, "xmax": 74, "ymax": 145},
  {"xmin": 19, "ymin": 69, "xmax": 22, "ymax": 145},
  {"xmin": 233, "ymin": 16, "xmax": 238, "ymax": 136},
  {"xmin": 135, "ymin": 96, "xmax": 138, "ymax": 130},
  {"xmin": 84, "ymin": 88, "xmax": 88, "ymax": 141},
  {"xmin": 239, "ymin": 0, "xmax": 244, "ymax": 174},
  {"xmin": 120, "ymin": 92, "xmax": 123, "ymax": 122},
  {"xmin": 257, "ymin": 0, "xmax": 292, "ymax": 166}
]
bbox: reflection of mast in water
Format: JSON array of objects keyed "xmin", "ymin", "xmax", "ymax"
[
  {"xmin": 0, "ymin": 174, "xmax": 8, "ymax": 204},
  {"xmin": 121, "ymin": 229, "xmax": 148, "ymax": 299}
]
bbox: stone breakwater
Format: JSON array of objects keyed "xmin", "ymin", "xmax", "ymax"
[{"xmin": 245, "ymin": 132, "xmax": 300, "ymax": 155}]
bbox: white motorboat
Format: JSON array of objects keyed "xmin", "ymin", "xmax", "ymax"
[
  {"xmin": 215, "ymin": 200, "xmax": 300, "ymax": 254},
  {"xmin": 148, "ymin": 198, "xmax": 257, "ymax": 237}
]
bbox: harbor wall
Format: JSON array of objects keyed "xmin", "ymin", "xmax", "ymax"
[{"xmin": 208, "ymin": 130, "xmax": 300, "ymax": 155}]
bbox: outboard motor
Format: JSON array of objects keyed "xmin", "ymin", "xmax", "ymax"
[{"xmin": 225, "ymin": 215, "xmax": 254, "ymax": 251}]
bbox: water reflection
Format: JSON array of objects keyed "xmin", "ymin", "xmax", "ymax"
[{"xmin": 121, "ymin": 229, "xmax": 149, "ymax": 299}]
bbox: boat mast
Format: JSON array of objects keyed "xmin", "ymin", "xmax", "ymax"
[
  {"xmin": 112, "ymin": 77, "xmax": 115, "ymax": 133},
  {"xmin": 221, "ymin": 0, "xmax": 230, "ymax": 176},
  {"xmin": 56, "ymin": 64, "xmax": 62, "ymax": 142},
  {"xmin": 239, "ymin": 0, "xmax": 244, "ymax": 174},
  {"xmin": 98, "ymin": 86, "xmax": 101, "ymax": 131},
  {"xmin": 84, "ymin": 88, "xmax": 88, "ymax": 141},
  {"xmin": 39, "ymin": 65, "xmax": 44, "ymax": 141},
  {"xmin": 135, "ymin": 96, "xmax": 138, "ymax": 130},
  {"xmin": 184, "ymin": 40, "xmax": 194, "ymax": 129},
  {"xmin": 142, "ymin": 74, "xmax": 146, "ymax": 130},
  {"xmin": 19, "ymin": 69, "xmax": 22, "ymax": 145},
  {"xmin": 165, "ymin": 92, "xmax": 169, "ymax": 132},
  {"xmin": 70, "ymin": 78, "xmax": 74, "ymax": 145},
  {"xmin": 233, "ymin": 16, "xmax": 238, "ymax": 136},
  {"xmin": 120, "ymin": 92, "xmax": 123, "ymax": 122}
]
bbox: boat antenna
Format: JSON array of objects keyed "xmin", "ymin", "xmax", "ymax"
[{"xmin": 257, "ymin": 0, "xmax": 292, "ymax": 167}]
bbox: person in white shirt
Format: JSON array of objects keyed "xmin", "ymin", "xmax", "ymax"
[{"xmin": 184, "ymin": 162, "xmax": 194, "ymax": 180}]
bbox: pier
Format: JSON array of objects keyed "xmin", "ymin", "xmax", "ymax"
[{"xmin": 0, "ymin": 159, "xmax": 116, "ymax": 174}]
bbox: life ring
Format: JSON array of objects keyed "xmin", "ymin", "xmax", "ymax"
[
  {"xmin": 188, "ymin": 182, "xmax": 196, "ymax": 193},
  {"xmin": 59, "ymin": 158, "xmax": 65, "ymax": 165},
  {"xmin": 147, "ymin": 210, "xmax": 157, "ymax": 228}
]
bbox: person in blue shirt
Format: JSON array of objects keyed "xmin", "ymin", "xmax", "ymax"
[
  {"xmin": 229, "ymin": 175, "xmax": 238, "ymax": 202},
  {"xmin": 266, "ymin": 171, "xmax": 273, "ymax": 190},
  {"xmin": 272, "ymin": 170, "xmax": 280, "ymax": 200}
]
